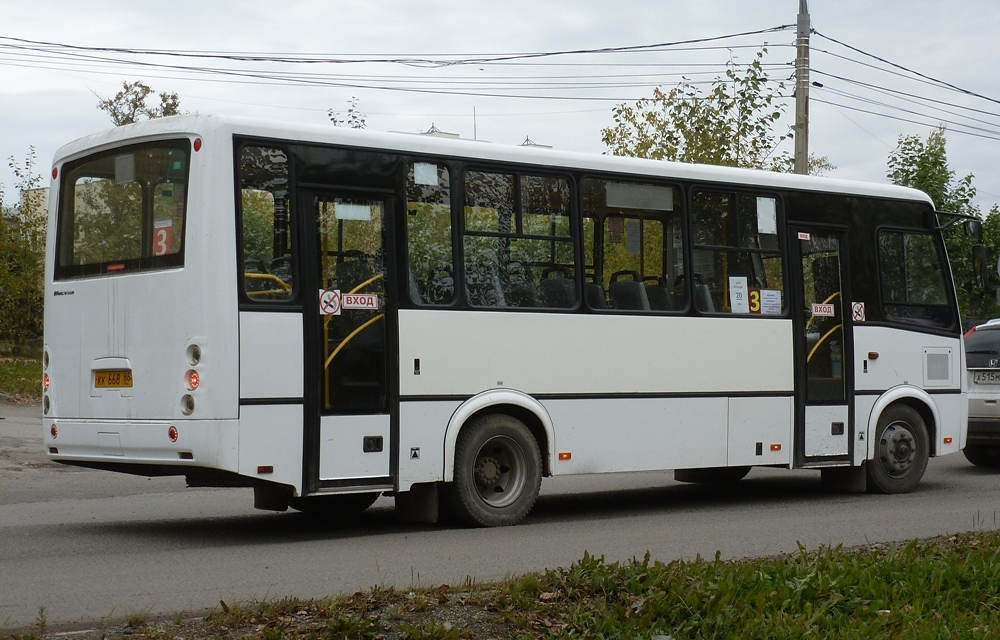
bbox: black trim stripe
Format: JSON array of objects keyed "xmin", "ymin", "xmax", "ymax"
[
  {"xmin": 240, "ymin": 397, "xmax": 304, "ymax": 406},
  {"xmin": 399, "ymin": 390, "xmax": 796, "ymax": 403}
]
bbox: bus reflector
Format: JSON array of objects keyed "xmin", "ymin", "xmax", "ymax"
[
  {"xmin": 257, "ymin": 465, "xmax": 274, "ymax": 474},
  {"xmin": 944, "ymin": 437, "xmax": 953, "ymax": 444},
  {"xmin": 168, "ymin": 426, "xmax": 179, "ymax": 442},
  {"xmin": 50, "ymin": 424, "xmax": 57, "ymax": 439},
  {"xmin": 107, "ymin": 263, "xmax": 125, "ymax": 272},
  {"xmin": 770, "ymin": 443, "xmax": 782, "ymax": 451},
  {"xmin": 193, "ymin": 138, "xmax": 203, "ymax": 152},
  {"xmin": 558, "ymin": 452, "xmax": 572, "ymax": 460},
  {"xmin": 52, "ymin": 167, "xmax": 58, "ymax": 179}
]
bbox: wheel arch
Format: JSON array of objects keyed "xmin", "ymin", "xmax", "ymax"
[
  {"xmin": 443, "ymin": 389, "xmax": 553, "ymax": 482},
  {"xmin": 865, "ymin": 386, "xmax": 940, "ymax": 459}
]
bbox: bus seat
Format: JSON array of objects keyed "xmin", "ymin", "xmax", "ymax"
[
  {"xmin": 609, "ymin": 270, "xmax": 650, "ymax": 310},
  {"xmin": 694, "ymin": 283, "xmax": 715, "ymax": 313},
  {"xmin": 336, "ymin": 253, "xmax": 374, "ymax": 293},
  {"xmin": 643, "ymin": 276, "xmax": 673, "ymax": 311},
  {"xmin": 425, "ymin": 265, "xmax": 455, "ymax": 305},
  {"xmin": 465, "ymin": 263, "xmax": 506, "ymax": 307},
  {"xmin": 505, "ymin": 262, "xmax": 537, "ymax": 307},
  {"xmin": 585, "ymin": 280, "xmax": 607, "ymax": 309},
  {"xmin": 539, "ymin": 266, "xmax": 575, "ymax": 308}
]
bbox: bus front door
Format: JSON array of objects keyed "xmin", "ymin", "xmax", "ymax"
[
  {"xmin": 791, "ymin": 227, "xmax": 853, "ymax": 466},
  {"xmin": 303, "ymin": 191, "xmax": 395, "ymax": 493}
]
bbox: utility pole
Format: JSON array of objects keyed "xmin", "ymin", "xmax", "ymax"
[{"xmin": 794, "ymin": 0, "xmax": 811, "ymax": 175}]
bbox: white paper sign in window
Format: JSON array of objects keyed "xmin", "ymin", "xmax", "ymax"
[{"xmin": 730, "ymin": 276, "xmax": 749, "ymax": 313}]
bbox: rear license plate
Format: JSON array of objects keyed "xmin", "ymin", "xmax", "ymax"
[
  {"xmin": 974, "ymin": 371, "xmax": 1000, "ymax": 384},
  {"xmin": 94, "ymin": 369, "xmax": 133, "ymax": 388}
]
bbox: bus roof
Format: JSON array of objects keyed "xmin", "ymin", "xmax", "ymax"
[{"xmin": 54, "ymin": 113, "xmax": 934, "ymax": 207}]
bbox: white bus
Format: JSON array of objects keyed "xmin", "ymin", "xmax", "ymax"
[{"xmin": 43, "ymin": 114, "xmax": 968, "ymax": 527}]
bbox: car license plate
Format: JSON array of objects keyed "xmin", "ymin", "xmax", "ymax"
[
  {"xmin": 94, "ymin": 369, "xmax": 133, "ymax": 388},
  {"xmin": 974, "ymin": 371, "xmax": 1000, "ymax": 384}
]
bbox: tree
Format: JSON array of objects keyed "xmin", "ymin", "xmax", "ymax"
[
  {"xmin": 0, "ymin": 148, "xmax": 45, "ymax": 352},
  {"xmin": 886, "ymin": 126, "xmax": 997, "ymax": 320},
  {"xmin": 328, "ymin": 97, "xmax": 366, "ymax": 129},
  {"xmin": 96, "ymin": 80, "xmax": 180, "ymax": 126},
  {"xmin": 602, "ymin": 49, "xmax": 831, "ymax": 175}
]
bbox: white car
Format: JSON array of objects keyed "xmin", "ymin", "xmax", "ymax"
[{"xmin": 964, "ymin": 319, "xmax": 1000, "ymax": 466}]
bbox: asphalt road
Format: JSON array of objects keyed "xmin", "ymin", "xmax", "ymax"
[{"xmin": 2, "ymin": 402, "xmax": 999, "ymax": 632}]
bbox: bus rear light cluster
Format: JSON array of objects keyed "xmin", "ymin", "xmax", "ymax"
[
  {"xmin": 168, "ymin": 425, "xmax": 179, "ymax": 442},
  {"xmin": 181, "ymin": 394, "xmax": 195, "ymax": 416},
  {"xmin": 182, "ymin": 344, "xmax": 202, "ymax": 416}
]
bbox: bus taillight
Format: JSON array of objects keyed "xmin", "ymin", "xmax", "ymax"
[
  {"xmin": 185, "ymin": 370, "xmax": 200, "ymax": 391},
  {"xmin": 43, "ymin": 373, "xmax": 50, "ymax": 391}
]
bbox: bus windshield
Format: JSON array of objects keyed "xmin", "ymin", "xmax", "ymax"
[{"xmin": 55, "ymin": 139, "xmax": 190, "ymax": 279}]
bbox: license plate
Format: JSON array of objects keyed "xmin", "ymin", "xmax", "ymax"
[
  {"xmin": 94, "ymin": 369, "xmax": 133, "ymax": 388},
  {"xmin": 974, "ymin": 371, "xmax": 1000, "ymax": 384}
]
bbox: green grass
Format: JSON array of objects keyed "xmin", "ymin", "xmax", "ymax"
[
  {"xmin": 5, "ymin": 531, "xmax": 1000, "ymax": 639},
  {"xmin": 0, "ymin": 357, "xmax": 41, "ymax": 402}
]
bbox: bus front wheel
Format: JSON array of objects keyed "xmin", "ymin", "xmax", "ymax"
[
  {"xmin": 866, "ymin": 404, "xmax": 929, "ymax": 494},
  {"xmin": 444, "ymin": 414, "xmax": 542, "ymax": 527}
]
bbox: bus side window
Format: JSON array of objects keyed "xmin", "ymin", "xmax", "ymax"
[
  {"xmin": 690, "ymin": 191, "xmax": 785, "ymax": 316},
  {"xmin": 407, "ymin": 162, "xmax": 455, "ymax": 306},
  {"xmin": 581, "ymin": 178, "xmax": 683, "ymax": 313},
  {"xmin": 239, "ymin": 146, "xmax": 293, "ymax": 302}
]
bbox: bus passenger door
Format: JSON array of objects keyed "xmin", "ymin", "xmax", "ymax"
[
  {"xmin": 303, "ymin": 191, "xmax": 394, "ymax": 494},
  {"xmin": 790, "ymin": 227, "xmax": 853, "ymax": 466}
]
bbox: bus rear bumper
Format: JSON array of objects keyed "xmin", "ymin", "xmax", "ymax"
[{"xmin": 43, "ymin": 418, "xmax": 240, "ymax": 474}]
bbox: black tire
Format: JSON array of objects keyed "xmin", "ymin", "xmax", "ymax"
[
  {"xmin": 963, "ymin": 444, "xmax": 1000, "ymax": 468},
  {"xmin": 443, "ymin": 414, "xmax": 542, "ymax": 527},
  {"xmin": 674, "ymin": 466, "xmax": 751, "ymax": 484},
  {"xmin": 288, "ymin": 492, "xmax": 380, "ymax": 516},
  {"xmin": 866, "ymin": 404, "xmax": 929, "ymax": 494}
]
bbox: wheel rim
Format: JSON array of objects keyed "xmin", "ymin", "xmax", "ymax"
[
  {"xmin": 472, "ymin": 435, "xmax": 528, "ymax": 509},
  {"xmin": 878, "ymin": 421, "xmax": 917, "ymax": 478}
]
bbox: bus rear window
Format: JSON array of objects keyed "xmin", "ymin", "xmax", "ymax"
[{"xmin": 55, "ymin": 140, "xmax": 190, "ymax": 279}]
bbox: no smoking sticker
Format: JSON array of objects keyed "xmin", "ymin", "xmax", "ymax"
[
  {"xmin": 319, "ymin": 289, "xmax": 342, "ymax": 315},
  {"xmin": 852, "ymin": 301, "xmax": 866, "ymax": 322}
]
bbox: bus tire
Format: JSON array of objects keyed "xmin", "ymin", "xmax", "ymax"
[
  {"xmin": 963, "ymin": 444, "xmax": 1000, "ymax": 468},
  {"xmin": 444, "ymin": 414, "xmax": 542, "ymax": 527},
  {"xmin": 288, "ymin": 492, "xmax": 380, "ymax": 516},
  {"xmin": 866, "ymin": 404, "xmax": 929, "ymax": 494}
]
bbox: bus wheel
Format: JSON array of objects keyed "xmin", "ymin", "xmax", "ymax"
[
  {"xmin": 444, "ymin": 414, "xmax": 542, "ymax": 527},
  {"xmin": 288, "ymin": 492, "xmax": 380, "ymax": 516},
  {"xmin": 866, "ymin": 404, "xmax": 929, "ymax": 494}
]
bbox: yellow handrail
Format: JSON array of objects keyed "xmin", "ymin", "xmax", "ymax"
[
  {"xmin": 807, "ymin": 323, "xmax": 843, "ymax": 363},
  {"xmin": 325, "ymin": 314, "xmax": 385, "ymax": 370}
]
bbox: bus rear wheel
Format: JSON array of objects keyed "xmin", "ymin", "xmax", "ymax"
[
  {"xmin": 866, "ymin": 404, "xmax": 929, "ymax": 494},
  {"xmin": 444, "ymin": 414, "xmax": 542, "ymax": 527}
]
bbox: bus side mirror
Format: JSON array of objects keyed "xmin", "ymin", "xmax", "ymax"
[{"xmin": 966, "ymin": 219, "xmax": 983, "ymax": 240}]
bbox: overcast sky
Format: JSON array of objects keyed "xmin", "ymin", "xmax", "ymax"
[{"xmin": 2, "ymin": 0, "xmax": 998, "ymax": 212}]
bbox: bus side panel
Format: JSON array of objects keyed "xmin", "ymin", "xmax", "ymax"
[
  {"xmin": 853, "ymin": 325, "xmax": 961, "ymax": 393},
  {"xmin": 238, "ymin": 312, "xmax": 303, "ymax": 399},
  {"xmin": 545, "ymin": 398, "xmax": 728, "ymax": 473},
  {"xmin": 397, "ymin": 310, "xmax": 795, "ymax": 397},
  {"xmin": 238, "ymin": 404, "xmax": 304, "ymax": 493},
  {"xmin": 397, "ymin": 400, "xmax": 461, "ymax": 492}
]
